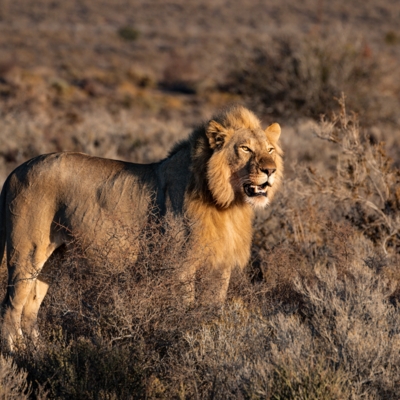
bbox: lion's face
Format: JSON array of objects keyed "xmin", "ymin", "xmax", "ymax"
[
  {"xmin": 206, "ymin": 117, "xmax": 282, "ymax": 209},
  {"xmin": 227, "ymin": 124, "xmax": 281, "ymax": 208}
]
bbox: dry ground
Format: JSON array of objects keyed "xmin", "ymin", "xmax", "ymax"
[{"xmin": 0, "ymin": 0, "xmax": 400, "ymax": 398}]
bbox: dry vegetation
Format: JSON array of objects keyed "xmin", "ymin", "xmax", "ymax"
[{"xmin": 1, "ymin": 0, "xmax": 400, "ymax": 398}]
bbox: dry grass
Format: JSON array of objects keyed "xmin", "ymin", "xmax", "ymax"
[
  {"xmin": 1, "ymin": 0, "xmax": 400, "ymax": 398},
  {"xmin": 0, "ymin": 104, "xmax": 397, "ymax": 399}
]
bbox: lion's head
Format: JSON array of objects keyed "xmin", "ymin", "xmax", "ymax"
[{"xmin": 203, "ymin": 106, "xmax": 283, "ymax": 209}]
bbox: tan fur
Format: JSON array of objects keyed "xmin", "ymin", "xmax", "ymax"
[{"xmin": 0, "ymin": 106, "xmax": 283, "ymax": 350}]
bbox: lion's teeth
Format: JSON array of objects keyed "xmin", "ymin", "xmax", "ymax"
[
  {"xmin": 254, "ymin": 186, "xmax": 267, "ymax": 193},
  {"xmin": 243, "ymin": 183, "xmax": 268, "ymax": 197}
]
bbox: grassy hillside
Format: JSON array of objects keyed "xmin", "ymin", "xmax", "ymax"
[{"xmin": 0, "ymin": 0, "xmax": 400, "ymax": 398}]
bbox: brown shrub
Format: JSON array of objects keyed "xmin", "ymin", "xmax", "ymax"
[
  {"xmin": 225, "ymin": 31, "xmax": 399, "ymax": 123},
  {"xmin": 311, "ymin": 96, "xmax": 400, "ymax": 254},
  {"xmin": 0, "ymin": 355, "xmax": 32, "ymax": 399},
  {"xmin": 10, "ymin": 212, "xmax": 397, "ymax": 399}
]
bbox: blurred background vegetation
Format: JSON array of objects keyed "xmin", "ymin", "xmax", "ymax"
[{"xmin": 0, "ymin": 0, "xmax": 400, "ymax": 398}]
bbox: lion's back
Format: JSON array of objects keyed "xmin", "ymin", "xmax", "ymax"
[{"xmin": 4, "ymin": 152, "xmax": 160, "ymax": 248}]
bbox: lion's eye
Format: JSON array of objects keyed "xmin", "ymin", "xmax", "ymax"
[
  {"xmin": 240, "ymin": 146, "xmax": 251, "ymax": 153},
  {"xmin": 268, "ymin": 147, "xmax": 275, "ymax": 154}
]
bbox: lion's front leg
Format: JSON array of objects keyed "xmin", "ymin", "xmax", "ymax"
[
  {"xmin": 177, "ymin": 263, "xmax": 196, "ymax": 305},
  {"xmin": 209, "ymin": 264, "xmax": 232, "ymax": 303},
  {"xmin": 197, "ymin": 263, "xmax": 232, "ymax": 305}
]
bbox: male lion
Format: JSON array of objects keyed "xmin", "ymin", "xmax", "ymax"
[{"xmin": 0, "ymin": 106, "xmax": 283, "ymax": 350}]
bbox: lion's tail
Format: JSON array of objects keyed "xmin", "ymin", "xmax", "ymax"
[
  {"xmin": 0, "ymin": 176, "xmax": 9, "ymax": 269},
  {"xmin": 0, "ymin": 176, "xmax": 10, "ymax": 312}
]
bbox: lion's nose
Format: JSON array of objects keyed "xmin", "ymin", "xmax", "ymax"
[{"xmin": 262, "ymin": 168, "xmax": 276, "ymax": 176}]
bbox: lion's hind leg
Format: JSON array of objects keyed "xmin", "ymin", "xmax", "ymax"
[
  {"xmin": 2, "ymin": 268, "xmax": 38, "ymax": 351},
  {"xmin": 2, "ymin": 250, "xmax": 48, "ymax": 351},
  {"xmin": 21, "ymin": 277, "xmax": 50, "ymax": 345}
]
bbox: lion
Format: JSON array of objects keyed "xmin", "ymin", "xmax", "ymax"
[{"xmin": 0, "ymin": 106, "xmax": 283, "ymax": 350}]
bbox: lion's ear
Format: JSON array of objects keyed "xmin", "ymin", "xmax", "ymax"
[
  {"xmin": 206, "ymin": 120, "xmax": 227, "ymax": 149},
  {"xmin": 265, "ymin": 123, "xmax": 281, "ymax": 143}
]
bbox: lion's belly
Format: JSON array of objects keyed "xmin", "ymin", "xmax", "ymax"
[{"xmin": 57, "ymin": 187, "xmax": 153, "ymax": 265}]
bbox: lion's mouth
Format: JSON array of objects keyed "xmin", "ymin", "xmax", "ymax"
[{"xmin": 243, "ymin": 181, "xmax": 269, "ymax": 197}]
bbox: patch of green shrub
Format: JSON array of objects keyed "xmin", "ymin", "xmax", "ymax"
[
  {"xmin": 385, "ymin": 31, "xmax": 399, "ymax": 45},
  {"xmin": 118, "ymin": 26, "xmax": 140, "ymax": 41}
]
